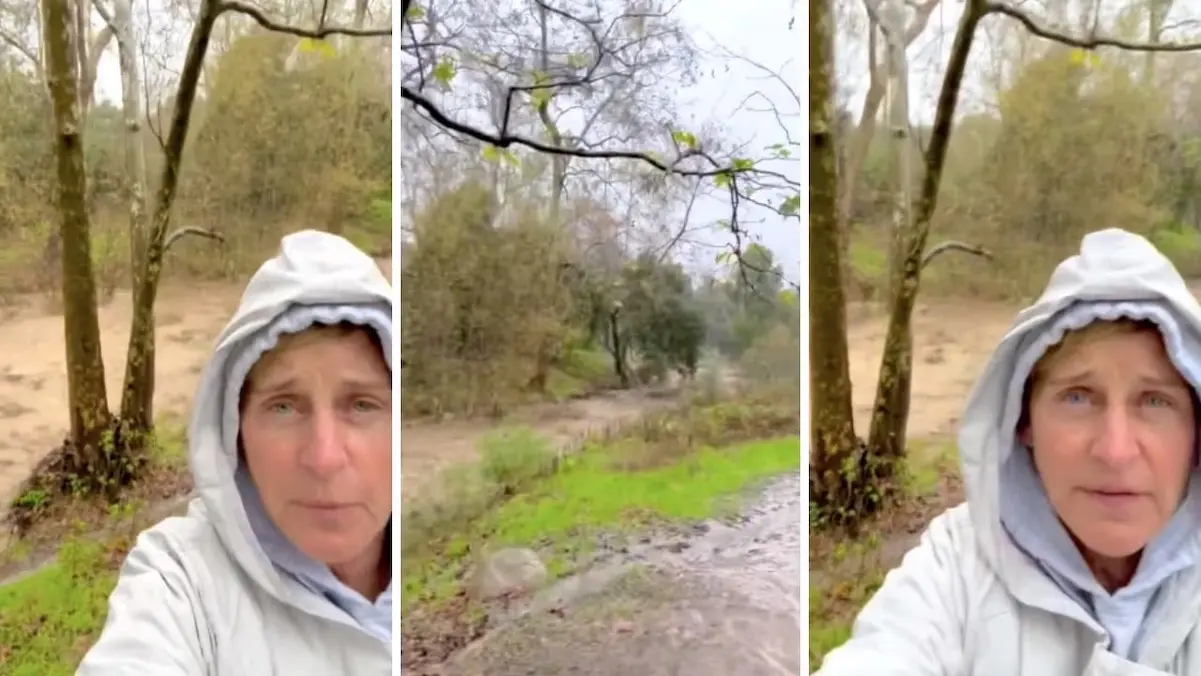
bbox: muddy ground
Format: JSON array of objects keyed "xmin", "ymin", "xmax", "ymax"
[{"xmin": 440, "ymin": 474, "xmax": 802, "ymax": 676}]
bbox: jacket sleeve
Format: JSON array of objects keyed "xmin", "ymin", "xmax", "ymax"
[
  {"xmin": 76, "ymin": 528, "xmax": 211, "ymax": 675},
  {"xmin": 813, "ymin": 511, "xmax": 968, "ymax": 676}
]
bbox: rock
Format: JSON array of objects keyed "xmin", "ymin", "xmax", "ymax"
[{"xmin": 469, "ymin": 548, "xmax": 548, "ymax": 600}]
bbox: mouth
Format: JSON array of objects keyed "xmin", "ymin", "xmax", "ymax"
[
  {"xmin": 296, "ymin": 501, "xmax": 353, "ymax": 511},
  {"xmin": 1083, "ymin": 488, "xmax": 1142, "ymax": 500}
]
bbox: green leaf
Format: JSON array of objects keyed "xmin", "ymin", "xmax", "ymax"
[
  {"xmin": 405, "ymin": 3, "xmax": 426, "ymax": 20},
  {"xmin": 566, "ymin": 53, "xmax": 588, "ymax": 68},
  {"xmin": 530, "ymin": 87, "xmax": 553, "ymax": 109},
  {"xmin": 716, "ymin": 219, "xmax": 731, "ymax": 231},
  {"xmin": 714, "ymin": 251, "xmax": 732, "ymax": 264},
  {"xmin": 1068, "ymin": 49, "xmax": 1101, "ymax": 67},
  {"xmin": 501, "ymin": 149, "xmax": 520, "ymax": 167},
  {"xmin": 432, "ymin": 58, "xmax": 457, "ymax": 86},
  {"xmin": 713, "ymin": 172, "xmax": 731, "ymax": 189},
  {"xmin": 670, "ymin": 130, "xmax": 698, "ymax": 149},
  {"xmin": 780, "ymin": 194, "xmax": 801, "ymax": 217},
  {"xmin": 731, "ymin": 157, "xmax": 755, "ymax": 172},
  {"xmin": 481, "ymin": 145, "xmax": 501, "ymax": 163},
  {"xmin": 298, "ymin": 38, "xmax": 336, "ymax": 58}
]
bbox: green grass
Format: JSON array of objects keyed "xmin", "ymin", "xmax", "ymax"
[
  {"xmin": 808, "ymin": 438, "xmax": 961, "ymax": 671},
  {"xmin": 0, "ymin": 540, "xmax": 115, "ymax": 674},
  {"xmin": 547, "ymin": 346, "xmax": 613, "ymax": 399},
  {"xmin": 402, "ymin": 434, "xmax": 800, "ymax": 610},
  {"xmin": 0, "ymin": 416, "xmax": 190, "ymax": 673}
]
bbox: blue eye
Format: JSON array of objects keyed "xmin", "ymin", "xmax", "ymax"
[{"xmin": 1063, "ymin": 389, "xmax": 1090, "ymax": 406}]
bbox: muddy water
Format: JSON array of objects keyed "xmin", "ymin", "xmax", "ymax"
[{"xmin": 447, "ymin": 473, "xmax": 802, "ymax": 676}]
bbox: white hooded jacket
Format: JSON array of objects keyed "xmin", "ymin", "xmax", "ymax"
[
  {"xmin": 815, "ymin": 229, "xmax": 1201, "ymax": 675},
  {"xmin": 76, "ymin": 231, "xmax": 393, "ymax": 675}
]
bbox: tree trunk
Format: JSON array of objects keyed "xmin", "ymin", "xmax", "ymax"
[
  {"xmin": 42, "ymin": 0, "xmax": 114, "ymax": 479},
  {"xmin": 809, "ymin": 0, "xmax": 866, "ymax": 522},
  {"xmin": 866, "ymin": 0, "xmax": 984, "ymax": 465},
  {"xmin": 118, "ymin": 0, "xmax": 219, "ymax": 442},
  {"xmin": 113, "ymin": 0, "xmax": 150, "ymax": 301},
  {"xmin": 881, "ymin": 3, "xmax": 915, "ymax": 306}
]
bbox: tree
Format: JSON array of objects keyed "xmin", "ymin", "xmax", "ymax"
[
  {"xmin": 42, "ymin": 0, "xmax": 114, "ymax": 479},
  {"xmin": 38, "ymin": 0, "xmax": 390, "ymax": 493},
  {"xmin": 809, "ymin": 0, "xmax": 864, "ymax": 523},
  {"xmin": 400, "ymin": 0, "xmax": 800, "ymax": 279}
]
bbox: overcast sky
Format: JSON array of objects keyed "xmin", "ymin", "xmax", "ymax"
[{"xmin": 672, "ymin": 0, "xmax": 801, "ymax": 286}]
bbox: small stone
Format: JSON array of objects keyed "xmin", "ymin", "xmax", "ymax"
[
  {"xmin": 468, "ymin": 548, "xmax": 548, "ymax": 600},
  {"xmin": 613, "ymin": 619, "xmax": 635, "ymax": 634}
]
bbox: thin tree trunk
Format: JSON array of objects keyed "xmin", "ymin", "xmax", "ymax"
[
  {"xmin": 809, "ymin": 0, "xmax": 860, "ymax": 516},
  {"xmin": 118, "ymin": 0, "xmax": 219, "ymax": 439},
  {"xmin": 867, "ymin": 0, "xmax": 985, "ymax": 465},
  {"xmin": 42, "ymin": 0, "xmax": 114, "ymax": 476},
  {"xmin": 882, "ymin": 5, "xmax": 914, "ymax": 305},
  {"xmin": 113, "ymin": 0, "xmax": 150, "ymax": 297}
]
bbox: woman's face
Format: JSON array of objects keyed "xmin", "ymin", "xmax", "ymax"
[
  {"xmin": 240, "ymin": 327, "xmax": 392, "ymax": 569},
  {"xmin": 1022, "ymin": 325, "xmax": 1195, "ymax": 560}
]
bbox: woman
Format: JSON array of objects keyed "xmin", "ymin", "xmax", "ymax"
[
  {"xmin": 77, "ymin": 230, "xmax": 393, "ymax": 674},
  {"xmin": 816, "ymin": 228, "xmax": 1201, "ymax": 675}
]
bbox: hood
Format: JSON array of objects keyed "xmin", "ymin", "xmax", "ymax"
[
  {"xmin": 958, "ymin": 229, "xmax": 1201, "ymax": 652},
  {"xmin": 187, "ymin": 229, "xmax": 393, "ymax": 632}
]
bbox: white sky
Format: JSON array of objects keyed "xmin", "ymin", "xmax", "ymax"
[
  {"xmin": 95, "ymin": 50, "xmax": 121, "ymax": 103},
  {"xmin": 673, "ymin": 0, "xmax": 802, "ymax": 285}
]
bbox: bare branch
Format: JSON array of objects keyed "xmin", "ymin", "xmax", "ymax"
[
  {"xmin": 986, "ymin": 1, "xmax": 1201, "ymax": 52},
  {"xmin": 0, "ymin": 28, "xmax": 40, "ymax": 67},
  {"xmin": 920, "ymin": 240, "xmax": 994, "ymax": 270},
  {"xmin": 91, "ymin": 0, "xmax": 114, "ymax": 28},
  {"xmin": 163, "ymin": 226, "xmax": 225, "ymax": 252},
  {"xmin": 219, "ymin": 0, "xmax": 390, "ymax": 38}
]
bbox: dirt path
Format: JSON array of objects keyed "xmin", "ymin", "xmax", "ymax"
[
  {"xmin": 401, "ymin": 388, "xmax": 684, "ymax": 502},
  {"xmin": 845, "ymin": 300, "xmax": 1019, "ymax": 440}
]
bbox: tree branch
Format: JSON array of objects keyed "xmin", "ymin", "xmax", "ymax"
[
  {"xmin": 219, "ymin": 0, "xmax": 390, "ymax": 38},
  {"xmin": 986, "ymin": 1, "xmax": 1201, "ymax": 51},
  {"xmin": 920, "ymin": 240, "xmax": 993, "ymax": 270},
  {"xmin": 163, "ymin": 226, "xmax": 225, "ymax": 252}
]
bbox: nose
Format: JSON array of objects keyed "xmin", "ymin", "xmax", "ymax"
[
  {"xmin": 298, "ymin": 405, "xmax": 350, "ymax": 476},
  {"xmin": 1092, "ymin": 403, "xmax": 1140, "ymax": 465}
]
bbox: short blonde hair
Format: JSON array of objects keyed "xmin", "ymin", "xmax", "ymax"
[
  {"xmin": 242, "ymin": 322, "xmax": 383, "ymax": 402},
  {"xmin": 1020, "ymin": 319, "xmax": 1162, "ymax": 427},
  {"xmin": 1030, "ymin": 319, "xmax": 1160, "ymax": 394}
]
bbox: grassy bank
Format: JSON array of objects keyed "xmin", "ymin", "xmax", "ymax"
[
  {"xmin": 0, "ymin": 418, "xmax": 192, "ymax": 674},
  {"xmin": 807, "ymin": 438, "xmax": 962, "ymax": 670},
  {"xmin": 0, "ymin": 539, "xmax": 116, "ymax": 674},
  {"xmin": 401, "ymin": 395, "xmax": 800, "ymax": 670}
]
